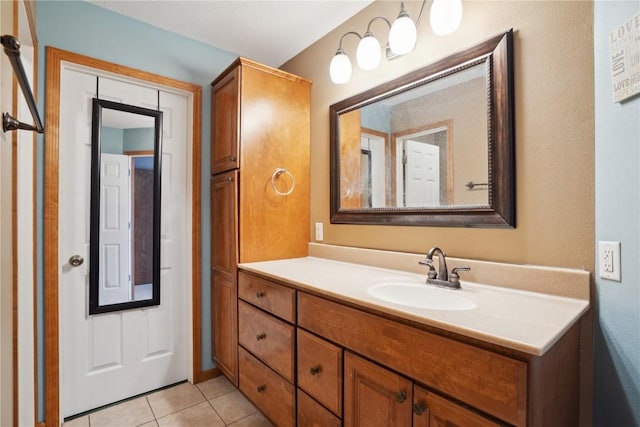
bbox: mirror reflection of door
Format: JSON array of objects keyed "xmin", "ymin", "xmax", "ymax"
[
  {"xmin": 360, "ymin": 131, "xmax": 385, "ymax": 208},
  {"xmin": 403, "ymin": 139, "xmax": 440, "ymax": 207},
  {"xmin": 91, "ymin": 99, "xmax": 162, "ymax": 314},
  {"xmin": 360, "ymin": 149, "xmax": 372, "ymax": 207},
  {"xmin": 396, "ymin": 125, "xmax": 450, "ymax": 207},
  {"xmin": 129, "ymin": 153, "xmax": 154, "ymax": 301},
  {"xmin": 99, "ymin": 152, "xmax": 154, "ymax": 304},
  {"xmin": 99, "ymin": 152, "xmax": 132, "ymax": 305}
]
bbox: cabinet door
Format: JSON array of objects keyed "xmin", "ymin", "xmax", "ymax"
[
  {"xmin": 211, "ymin": 66, "xmax": 239, "ymax": 174},
  {"xmin": 297, "ymin": 329, "xmax": 342, "ymax": 416},
  {"xmin": 344, "ymin": 352, "xmax": 412, "ymax": 427},
  {"xmin": 413, "ymin": 385, "xmax": 501, "ymax": 427},
  {"xmin": 298, "ymin": 389, "xmax": 342, "ymax": 427},
  {"xmin": 211, "ymin": 171, "xmax": 238, "ymax": 384}
]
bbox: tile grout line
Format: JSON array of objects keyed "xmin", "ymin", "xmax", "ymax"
[
  {"xmin": 145, "ymin": 396, "xmax": 158, "ymax": 423},
  {"xmin": 204, "ymin": 398, "xmax": 228, "ymax": 426}
]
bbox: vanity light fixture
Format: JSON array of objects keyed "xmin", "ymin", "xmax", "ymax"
[
  {"xmin": 430, "ymin": 0, "xmax": 463, "ymax": 36},
  {"xmin": 329, "ymin": 32, "xmax": 361, "ymax": 84},
  {"xmin": 356, "ymin": 19, "xmax": 386, "ymax": 71},
  {"xmin": 329, "ymin": 0, "xmax": 464, "ymax": 84},
  {"xmin": 388, "ymin": 2, "xmax": 418, "ymax": 55}
]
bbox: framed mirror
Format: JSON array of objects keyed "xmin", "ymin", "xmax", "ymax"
[
  {"xmin": 330, "ymin": 30, "xmax": 514, "ymax": 227},
  {"xmin": 89, "ymin": 98, "xmax": 163, "ymax": 314}
]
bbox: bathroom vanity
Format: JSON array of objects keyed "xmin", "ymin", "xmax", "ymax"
[{"xmin": 236, "ymin": 244, "xmax": 590, "ymax": 427}]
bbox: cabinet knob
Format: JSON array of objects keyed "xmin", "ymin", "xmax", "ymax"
[
  {"xmin": 394, "ymin": 391, "xmax": 407, "ymax": 403},
  {"xmin": 256, "ymin": 291, "xmax": 266, "ymax": 298},
  {"xmin": 309, "ymin": 365, "xmax": 322, "ymax": 376},
  {"xmin": 257, "ymin": 384, "xmax": 266, "ymax": 393},
  {"xmin": 413, "ymin": 401, "xmax": 427, "ymax": 415},
  {"xmin": 256, "ymin": 333, "xmax": 267, "ymax": 341}
]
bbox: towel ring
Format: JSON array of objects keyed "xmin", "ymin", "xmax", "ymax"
[{"xmin": 271, "ymin": 168, "xmax": 295, "ymax": 196}]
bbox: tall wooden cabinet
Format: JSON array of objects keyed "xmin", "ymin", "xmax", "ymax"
[{"xmin": 210, "ymin": 57, "xmax": 311, "ymax": 385}]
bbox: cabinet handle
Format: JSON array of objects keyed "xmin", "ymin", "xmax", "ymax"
[
  {"xmin": 256, "ymin": 291, "xmax": 266, "ymax": 298},
  {"xmin": 413, "ymin": 401, "xmax": 427, "ymax": 415},
  {"xmin": 257, "ymin": 384, "xmax": 266, "ymax": 393},
  {"xmin": 394, "ymin": 391, "xmax": 407, "ymax": 403},
  {"xmin": 309, "ymin": 365, "xmax": 322, "ymax": 376},
  {"xmin": 228, "ymin": 156, "xmax": 237, "ymax": 162},
  {"xmin": 256, "ymin": 333, "xmax": 267, "ymax": 341}
]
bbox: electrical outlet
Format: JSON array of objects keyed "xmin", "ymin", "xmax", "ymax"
[{"xmin": 599, "ymin": 241, "xmax": 621, "ymax": 281}]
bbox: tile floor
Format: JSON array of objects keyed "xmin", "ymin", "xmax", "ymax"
[{"xmin": 63, "ymin": 376, "xmax": 274, "ymax": 427}]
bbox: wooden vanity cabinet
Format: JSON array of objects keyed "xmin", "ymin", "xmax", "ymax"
[
  {"xmin": 211, "ymin": 65, "xmax": 239, "ymax": 174},
  {"xmin": 344, "ymin": 351, "xmax": 503, "ymax": 427},
  {"xmin": 210, "ymin": 58, "xmax": 310, "ymax": 385},
  {"xmin": 344, "ymin": 351, "xmax": 413, "ymax": 426},
  {"xmin": 235, "ymin": 270, "xmax": 582, "ymax": 427},
  {"xmin": 210, "ymin": 171, "xmax": 238, "ymax": 383},
  {"xmin": 298, "ymin": 290, "xmax": 581, "ymax": 427},
  {"xmin": 238, "ymin": 300, "xmax": 295, "ymax": 382},
  {"xmin": 237, "ymin": 272, "xmax": 298, "ymax": 426},
  {"xmin": 297, "ymin": 389, "xmax": 342, "ymax": 427},
  {"xmin": 297, "ymin": 329, "xmax": 342, "ymax": 416},
  {"xmin": 239, "ymin": 347, "xmax": 295, "ymax": 427},
  {"xmin": 412, "ymin": 386, "xmax": 502, "ymax": 427}
]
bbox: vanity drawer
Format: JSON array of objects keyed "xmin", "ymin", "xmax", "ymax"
[
  {"xmin": 297, "ymin": 328, "xmax": 342, "ymax": 416},
  {"xmin": 297, "ymin": 389, "xmax": 342, "ymax": 427},
  {"xmin": 298, "ymin": 292, "xmax": 527, "ymax": 426},
  {"xmin": 239, "ymin": 271, "xmax": 296, "ymax": 322},
  {"xmin": 239, "ymin": 347, "xmax": 295, "ymax": 427},
  {"xmin": 238, "ymin": 300, "xmax": 295, "ymax": 382}
]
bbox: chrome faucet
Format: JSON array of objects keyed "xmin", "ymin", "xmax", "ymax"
[
  {"xmin": 418, "ymin": 246, "xmax": 470, "ymax": 289},
  {"xmin": 427, "ymin": 247, "xmax": 448, "ymax": 281}
]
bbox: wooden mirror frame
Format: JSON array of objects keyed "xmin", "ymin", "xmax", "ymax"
[{"xmin": 330, "ymin": 30, "xmax": 515, "ymax": 228}]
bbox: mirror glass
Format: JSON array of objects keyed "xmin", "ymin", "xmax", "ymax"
[
  {"xmin": 330, "ymin": 30, "xmax": 514, "ymax": 227},
  {"xmin": 89, "ymin": 98, "xmax": 163, "ymax": 314}
]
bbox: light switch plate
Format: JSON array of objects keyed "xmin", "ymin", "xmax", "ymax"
[
  {"xmin": 315, "ymin": 222, "xmax": 324, "ymax": 241},
  {"xmin": 599, "ymin": 241, "xmax": 621, "ymax": 281}
]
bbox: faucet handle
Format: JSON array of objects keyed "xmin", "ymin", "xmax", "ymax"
[
  {"xmin": 418, "ymin": 258, "xmax": 437, "ymax": 279},
  {"xmin": 449, "ymin": 266, "xmax": 471, "ymax": 285}
]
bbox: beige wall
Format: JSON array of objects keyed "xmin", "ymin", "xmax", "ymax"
[
  {"xmin": 282, "ymin": 0, "xmax": 594, "ymax": 271},
  {"xmin": 0, "ymin": 1, "xmax": 15, "ymax": 425}
]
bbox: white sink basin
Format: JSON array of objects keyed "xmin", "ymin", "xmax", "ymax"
[{"xmin": 367, "ymin": 281, "xmax": 477, "ymax": 311}]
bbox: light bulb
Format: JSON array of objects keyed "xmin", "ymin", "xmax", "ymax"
[
  {"xmin": 430, "ymin": 0, "xmax": 463, "ymax": 36},
  {"xmin": 356, "ymin": 33, "xmax": 381, "ymax": 70},
  {"xmin": 329, "ymin": 50, "xmax": 352, "ymax": 84},
  {"xmin": 389, "ymin": 13, "xmax": 417, "ymax": 55}
]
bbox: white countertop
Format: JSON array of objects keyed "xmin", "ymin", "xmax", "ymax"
[{"xmin": 239, "ymin": 256, "xmax": 590, "ymax": 356}]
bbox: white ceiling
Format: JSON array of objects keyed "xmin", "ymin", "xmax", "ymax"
[{"xmin": 86, "ymin": 0, "xmax": 374, "ymax": 67}]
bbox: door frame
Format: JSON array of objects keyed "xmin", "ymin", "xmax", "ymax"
[{"xmin": 43, "ymin": 47, "xmax": 203, "ymax": 426}]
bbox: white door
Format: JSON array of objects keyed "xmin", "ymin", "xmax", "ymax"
[
  {"xmin": 404, "ymin": 140, "xmax": 440, "ymax": 207},
  {"xmin": 99, "ymin": 153, "xmax": 132, "ymax": 306},
  {"xmin": 59, "ymin": 65, "xmax": 190, "ymax": 417}
]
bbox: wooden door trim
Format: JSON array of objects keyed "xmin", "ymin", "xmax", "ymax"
[{"xmin": 43, "ymin": 47, "xmax": 202, "ymax": 426}]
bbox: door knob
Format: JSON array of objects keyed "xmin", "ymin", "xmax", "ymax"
[{"xmin": 69, "ymin": 255, "xmax": 84, "ymax": 267}]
